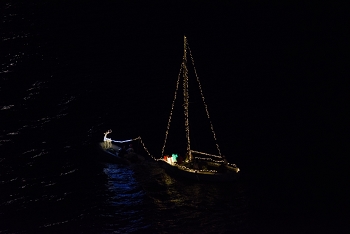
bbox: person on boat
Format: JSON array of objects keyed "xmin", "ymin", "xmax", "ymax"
[{"xmin": 103, "ymin": 129, "xmax": 112, "ymax": 148}]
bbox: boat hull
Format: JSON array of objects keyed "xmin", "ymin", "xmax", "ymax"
[
  {"xmin": 98, "ymin": 142, "xmax": 130, "ymax": 165},
  {"xmin": 98, "ymin": 142, "xmax": 145, "ymax": 164},
  {"xmin": 158, "ymin": 160, "xmax": 239, "ymax": 182}
]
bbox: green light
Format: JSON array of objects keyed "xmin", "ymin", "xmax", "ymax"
[{"xmin": 172, "ymin": 154, "xmax": 178, "ymax": 162}]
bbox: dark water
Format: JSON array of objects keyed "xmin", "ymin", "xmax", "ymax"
[{"xmin": 1, "ymin": 1, "xmax": 348, "ymax": 233}]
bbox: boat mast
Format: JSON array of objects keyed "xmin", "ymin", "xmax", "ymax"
[{"xmin": 183, "ymin": 35, "xmax": 192, "ymax": 161}]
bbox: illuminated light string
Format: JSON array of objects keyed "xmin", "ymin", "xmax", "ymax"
[
  {"xmin": 137, "ymin": 136, "xmax": 160, "ymax": 161},
  {"xmin": 177, "ymin": 164, "xmax": 218, "ymax": 173},
  {"xmin": 113, "ymin": 136, "xmax": 239, "ymax": 174},
  {"xmin": 104, "ymin": 133, "xmax": 238, "ymax": 173},
  {"xmin": 190, "ymin": 150, "xmax": 222, "ymax": 159},
  {"xmin": 187, "ymin": 42, "xmax": 222, "ymax": 158},
  {"xmin": 105, "ymin": 133, "xmax": 158, "ymax": 161},
  {"xmin": 183, "ymin": 36, "xmax": 191, "ymax": 159},
  {"xmin": 161, "ymin": 64, "xmax": 183, "ymax": 157},
  {"xmin": 161, "ymin": 37, "xmax": 226, "ymax": 165},
  {"xmin": 192, "ymin": 155, "xmax": 238, "ymax": 168},
  {"xmin": 111, "ymin": 136, "xmax": 140, "ymax": 143},
  {"xmin": 163, "ymin": 37, "xmax": 221, "ymax": 161},
  {"xmin": 139, "ymin": 136, "xmax": 220, "ymax": 173},
  {"xmin": 104, "ymin": 38, "xmax": 241, "ymax": 174},
  {"xmin": 194, "ymin": 157, "xmax": 224, "ymax": 164}
]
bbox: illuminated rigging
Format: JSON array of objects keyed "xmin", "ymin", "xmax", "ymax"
[
  {"xmin": 103, "ymin": 36, "xmax": 240, "ymax": 176},
  {"xmin": 160, "ymin": 35, "xmax": 224, "ymax": 164}
]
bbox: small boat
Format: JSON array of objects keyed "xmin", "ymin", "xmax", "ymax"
[
  {"xmin": 98, "ymin": 130, "xmax": 143, "ymax": 164},
  {"xmin": 98, "ymin": 141, "xmax": 130, "ymax": 165},
  {"xmin": 157, "ymin": 36, "xmax": 240, "ymax": 182}
]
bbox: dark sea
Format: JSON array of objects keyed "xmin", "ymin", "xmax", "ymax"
[{"xmin": 1, "ymin": 1, "xmax": 348, "ymax": 233}]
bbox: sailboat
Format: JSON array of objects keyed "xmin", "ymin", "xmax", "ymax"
[{"xmin": 158, "ymin": 36, "xmax": 240, "ymax": 182}]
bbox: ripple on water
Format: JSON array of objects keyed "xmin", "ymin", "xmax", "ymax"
[
  {"xmin": 128, "ymin": 163, "xmax": 249, "ymax": 233},
  {"xmin": 21, "ymin": 148, "xmax": 48, "ymax": 160},
  {"xmin": 101, "ymin": 163, "xmax": 151, "ymax": 232},
  {"xmin": 1, "ymin": 105, "xmax": 14, "ymax": 110},
  {"xmin": 0, "ymin": 139, "xmax": 13, "ymax": 146},
  {"xmin": 59, "ymin": 168, "xmax": 78, "ymax": 176}
]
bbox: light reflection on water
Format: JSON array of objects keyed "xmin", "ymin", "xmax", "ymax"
[
  {"xmin": 1, "ymin": 105, "xmax": 14, "ymax": 110},
  {"xmin": 0, "ymin": 53, "xmax": 25, "ymax": 74},
  {"xmin": 99, "ymin": 161, "xmax": 249, "ymax": 233},
  {"xmin": 102, "ymin": 163, "xmax": 151, "ymax": 232},
  {"xmin": 129, "ymin": 162, "xmax": 249, "ymax": 233}
]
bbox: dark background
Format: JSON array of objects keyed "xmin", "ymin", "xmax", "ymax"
[{"xmin": 1, "ymin": 0, "xmax": 349, "ymax": 232}]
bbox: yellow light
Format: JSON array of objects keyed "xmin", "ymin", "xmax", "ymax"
[
  {"xmin": 161, "ymin": 64, "xmax": 183, "ymax": 157},
  {"xmin": 188, "ymin": 44, "xmax": 222, "ymax": 157}
]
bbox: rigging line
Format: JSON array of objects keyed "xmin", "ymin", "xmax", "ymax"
[
  {"xmin": 138, "ymin": 136, "xmax": 159, "ymax": 161},
  {"xmin": 190, "ymin": 150, "xmax": 222, "ymax": 159},
  {"xmin": 187, "ymin": 42, "xmax": 222, "ymax": 157},
  {"xmin": 194, "ymin": 156, "xmax": 224, "ymax": 163},
  {"xmin": 161, "ymin": 64, "xmax": 183, "ymax": 157}
]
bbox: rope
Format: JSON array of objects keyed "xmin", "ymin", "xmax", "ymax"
[{"xmin": 138, "ymin": 136, "xmax": 160, "ymax": 161}]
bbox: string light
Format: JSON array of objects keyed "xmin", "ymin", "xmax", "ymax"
[
  {"xmin": 103, "ymin": 36, "xmax": 241, "ymax": 175},
  {"xmin": 112, "ymin": 136, "xmax": 240, "ymax": 174},
  {"xmin": 111, "ymin": 136, "xmax": 140, "ymax": 143},
  {"xmin": 160, "ymin": 36, "xmax": 231, "ymax": 171},
  {"xmin": 194, "ymin": 157, "xmax": 224, "ymax": 163},
  {"xmin": 187, "ymin": 42, "xmax": 222, "ymax": 157},
  {"xmin": 138, "ymin": 136, "xmax": 160, "ymax": 161},
  {"xmin": 190, "ymin": 150, "xmax": 222, "ymax": 159},
  {"xmin": 161, "ymin": 64, "xmax": 183, "ymax": 157},
  {"xmin": 104, "ymin": 135, "xmax": 240, "ymax": 174},
  {"xmin": 183, "ymin": 36, "xmax": 191, "ymax": 160}
]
